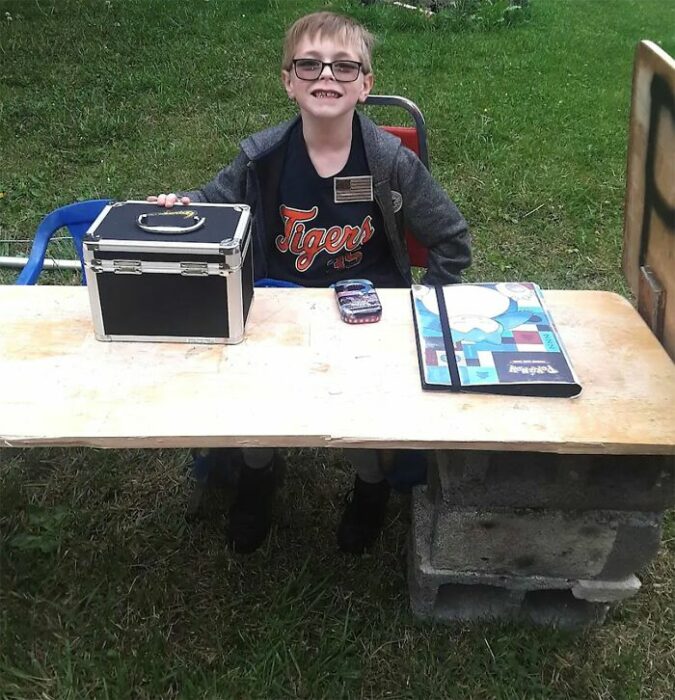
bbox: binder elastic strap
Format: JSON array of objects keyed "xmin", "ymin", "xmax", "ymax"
[{"xmin": 435, "ymin": 285, "xmax": 462, "ymax": 392}]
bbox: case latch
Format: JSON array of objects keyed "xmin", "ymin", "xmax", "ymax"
[
  {"xmin": 112, "ymin": 260, "xmax": 142, "ymax": 275},
  {"xmin": 180, "ymin": 261, "xmax": 209, "ymax": 276}
]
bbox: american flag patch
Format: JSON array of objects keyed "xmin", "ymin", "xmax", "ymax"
[{"xmin": 333, "ymin": 176, "xmax": 374, "ymax": 204}]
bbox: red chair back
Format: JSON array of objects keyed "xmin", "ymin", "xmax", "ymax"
[
  {"xmin": 365, "ymin": 95, "xmax": 430, "ymax": 269},
  {"xmin": 380, "ymin": 125, "xmax": 429, "ymax": 268}
]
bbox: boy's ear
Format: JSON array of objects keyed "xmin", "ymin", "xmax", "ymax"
[
  {"xmin": 281, "ymin": 69, "xmax": 294, "ymax": 100},
  {"xmin": 358, "ymin": 72, "xmax": 374, "ymax": 103}
]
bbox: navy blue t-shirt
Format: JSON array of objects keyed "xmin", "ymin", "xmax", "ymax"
[{"xmin": 266, "ymin": 117, "xmax": 404, "ymax": 288}]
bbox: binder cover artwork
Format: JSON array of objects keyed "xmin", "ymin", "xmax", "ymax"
[{"xmin": 411, "ymin": 282, "xmax": 582, "ymax": 397}]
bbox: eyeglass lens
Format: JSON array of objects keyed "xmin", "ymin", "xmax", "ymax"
[{"xmin": 293, "ymin": 59, "xmax": 361, "ymax": 82}]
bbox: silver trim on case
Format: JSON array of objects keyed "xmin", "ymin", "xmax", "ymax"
[
  {"xmin": 225, "ymin": 223, "xmax": 252, "ymax": 272},
  {"xmin": 226, "ymin": 268, "xmax": 245, "ymax": 341},
  {"xmin": 231, "ymin": 207, "xmax": 252, "ymax": 245},
  {"xmin": 86, "ymin": 203, "xmax": 114, "ymax": 238},
  {"xmin": 89, "ymin": 240, "xmax": 228, "ymax": 254},
  {"xmin": 83, "ymin": 245, "xmax": 107, "ymax": 338},
  {"xmin": 94, "ymin": 333, "xmax": 245, "ymax": 345},
  {"xmin": 89, "ymin": 260, "xmax": 231, "ymax": 276}
]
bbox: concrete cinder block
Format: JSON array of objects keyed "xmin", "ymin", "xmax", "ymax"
[
  {"xmin": 571, "ymin": 575, "xmax": 641, "ymax": 602},
  {"xmin": 410, "ymin": 489, "xmax": 571, "ymax": 591},
  {"xmin": 409, "ymin": 493, "xmax": 527, "ymax": 622},
  {"xmin": 409, "ymin": 488, "xmax": 611, "ymax": 628},
  {"xmin": 410, "ymin": 578, "xmax": 524, "ymax": 622},
  {"xmin": 429, "ymin": 504, "xmax": 662, "ymax": 579},
  {"xmin": 522, "ymin": 589, "xmax": 609, "ymax": 629},
  {"xmin": 428, "ymin": 451, "xmax": 675, "ymax": 511},
  {"xmin": 410, "ymin": 577, "xmax": 609, "ymax": 629},
  {"xmin": 598, "ymin": 513, "xmax": 663, "ymax": 578}
]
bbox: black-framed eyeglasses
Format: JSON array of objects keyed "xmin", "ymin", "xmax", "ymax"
[{"xmin": 292, "ymin": 58, "xmax": 363, "ymax": 83}]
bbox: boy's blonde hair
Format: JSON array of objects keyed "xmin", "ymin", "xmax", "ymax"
[{"xmin": 282, "ymin": 12, "xmax": 375, "ymax": 74}]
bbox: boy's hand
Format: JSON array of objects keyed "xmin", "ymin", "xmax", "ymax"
[{"xmin": 147, "ymin": 193, "xmax": 191, "ymax": 207}]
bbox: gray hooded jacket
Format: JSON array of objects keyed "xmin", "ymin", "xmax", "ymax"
[{"xmin": 184, "ymin": 112, "xmax": 471, "ymax": 286}]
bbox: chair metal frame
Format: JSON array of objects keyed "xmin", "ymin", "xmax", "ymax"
[{"xmin": 365, "ymin": 94, "xmax": 429, "ymax": 168}]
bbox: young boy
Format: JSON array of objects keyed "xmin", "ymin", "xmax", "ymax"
[{"xmin": 149, "ymin": 11, "xmax": 470, "ymax": 555}]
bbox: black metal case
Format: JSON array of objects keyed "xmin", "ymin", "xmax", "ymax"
[{"xmin": 83, "ymin": 201, "xmax": 253, "ymax": 344}]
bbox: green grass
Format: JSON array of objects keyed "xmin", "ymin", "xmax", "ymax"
[
  {"xmin": 1, "ymin": 0, "xmax": 673, "ymax": 289},
  {"xmin": 1, "ymin": 0, "xmax": 675, "ymax": 697},
  {"xmin": 2, "ymin": 448, "xmax": 674, "ymax": 699}
]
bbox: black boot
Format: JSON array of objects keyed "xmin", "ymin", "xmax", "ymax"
[
  {"xmin": 337, "ymin": 476, "xmax": 391, "ymax": 554},
  {"xmin": 227, "ymin": 458, "xmax": 278, "ymax": 554}
]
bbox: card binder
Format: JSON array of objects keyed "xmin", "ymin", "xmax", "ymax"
[{"xmin": 411, "ymin": 282, "xmax": 582, "ymax": 397}]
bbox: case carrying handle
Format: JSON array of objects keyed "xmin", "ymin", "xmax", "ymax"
[{"xmin": 136, "ymin": 212, "xmax": 205, "ymax": 235}]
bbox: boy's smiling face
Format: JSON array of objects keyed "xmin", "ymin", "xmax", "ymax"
[{"xmin": 282, "ymin": 34, "xmax": 374, "ymax": 122}]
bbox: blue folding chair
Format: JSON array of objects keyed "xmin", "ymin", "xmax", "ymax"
[{"xmin": 16, "ymin": 199, "xmax": 111, "ymax": 285}]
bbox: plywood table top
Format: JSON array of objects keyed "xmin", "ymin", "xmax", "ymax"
[{"xmin": 1, "ymin": 285, "xmax": 673, "ymax": 455}]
